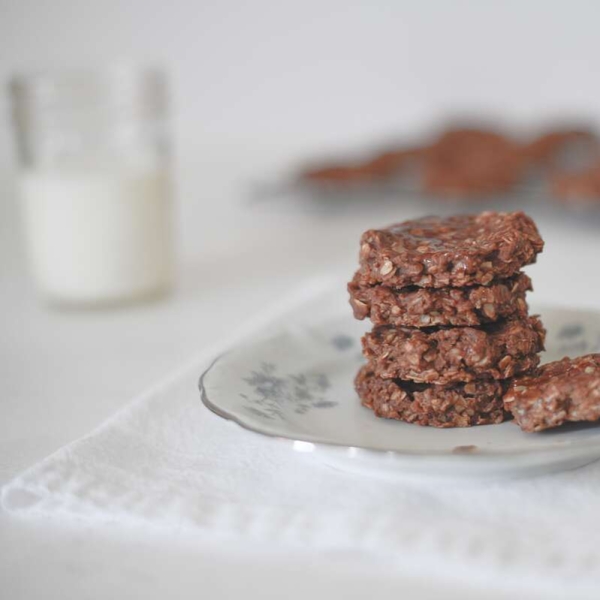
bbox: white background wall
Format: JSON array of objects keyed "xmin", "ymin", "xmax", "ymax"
[{"xmin": 2, "ymin": 0, "xmax": 600, "ymax": 174}]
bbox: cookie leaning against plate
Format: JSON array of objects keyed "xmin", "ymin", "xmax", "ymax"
[
  {"xmin": 355, "ymin": 212, "xmax": 544, "ymax": 289},
  {"xmin": 348, "ymin": 272, "xmax": 531, "ymax": 327},
  {"xmin": 362, "ymin": 316, "xmax": 546, "ymax": 385},
  {"xmin": 504, "ymin": 354, "xmax": 600, "ymax": 432},
  {"xmin": 355, "ymin": 365, "xmax": 508, "ymax": 428}
]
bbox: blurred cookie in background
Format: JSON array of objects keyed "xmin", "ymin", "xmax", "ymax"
[
  {"xmin": 522, "ymin": 128, "xmax": 598, "ymax": 169},
  {"xmin": 421, "ymin": 128, "xmax": 523, "ymax": 198},
  {"xmin": 299, "ymin": 146, "xmax": 421, "ymax": 187},
  {"xmin": 289, "ymin": 120, "xmax": 600, "ymax": 210},
  {"xmin": 551, "ymin": 161, "xmax": 600, "ymax": 205},
  {"xmin": 300, "ymin": 163, "xmax": 381, "ymax": 186},
  {"xmin": 361, "ymin": 147, "xmax": 422, "ymax": 178}
]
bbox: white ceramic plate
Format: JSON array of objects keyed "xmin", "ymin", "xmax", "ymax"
[{"xmin": 200, "ymin": 291, "xmax": 600, "ymax": 479}]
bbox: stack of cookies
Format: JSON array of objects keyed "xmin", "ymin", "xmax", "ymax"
[{"xmin": 348, "ymin": 211, "xmax": 546, "ymax": 428}]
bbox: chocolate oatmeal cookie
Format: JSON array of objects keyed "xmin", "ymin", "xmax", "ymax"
[
  {"xmin": 504, "ymin": 354, "xmax": 600, "ymax": 432},
  {"xmin": 356, "ymin": 365, "xmax": 507, "ymax": 427},
  {"xmin": 523, "ymin": 129, "xmax": 596, "ymax": 167},
  {"xmin": 300, "ymin": 163, "xmax": 379, "ymax": 184},
  {"xmin": 300, "ymin": 147, "xmax": 421, "ymax": 184},
  {"xmin": 421, "ymin": 129, "xmax": 522, "ymax": 197},
  {"xmin": 356, "ymin": 212, "xmax": 544, "ymax": 289},
  {"xmin": 362, "ymin": 147, "xmax": 422, "ymax": 178},
  {"xmin": 550, "ymin": 162, "xmax": 600, "ymax": 203},
  {"xmin": 362, "ymin": 316, "xmax": 545, "ymax": 384},
  {"xmin": 348, "ymin": 272, "xmax": 531, "ymax": 327}
]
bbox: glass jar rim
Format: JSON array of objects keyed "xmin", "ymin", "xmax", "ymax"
[
  {"xmin": 10, "ymin": 64, "xmax": 169, "ymax": 116},
  {"xmin": 11, "ymin": 64, "xmax": 167, "ymax": 88}
]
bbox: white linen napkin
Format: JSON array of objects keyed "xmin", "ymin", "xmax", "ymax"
[{"xmin": 3, "ymin": 277, "xmax": 600, "ymax": 597}]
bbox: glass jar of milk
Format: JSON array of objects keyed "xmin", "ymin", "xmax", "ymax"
[{"xmin": 10, "ymin": 67, "xmax": 174, "ymax": 306}]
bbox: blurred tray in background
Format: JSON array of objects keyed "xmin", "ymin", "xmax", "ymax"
[{"xmin": 250, "ymin": 122, "xmax": 600, "ymax": 225}]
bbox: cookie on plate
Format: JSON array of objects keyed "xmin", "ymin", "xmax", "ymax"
[
  {"xmin": 348, "ymin": 272, "xmax": 531, "ymax": 327},
  {"xmin": 356, "ymin": 212, "xmax": 544, "ymax": 289},
  {"xmin": 504, "ymin": 354, "xmax": 600, "ymax": 432},
  {"xmin": 355, "ymin": 365, "xmax": 508, "ymax": 427},
  {"xmin": 362, "ymin": 316, "xmax": 545, "ymax": 384}
]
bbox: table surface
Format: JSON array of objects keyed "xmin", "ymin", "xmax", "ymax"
[{"xmin": 2, "ymin": 154, "xmax": 600, "ymax": 600}]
